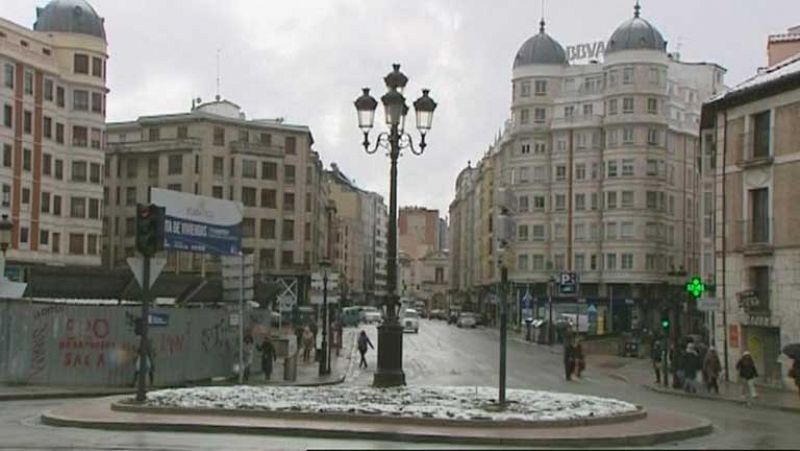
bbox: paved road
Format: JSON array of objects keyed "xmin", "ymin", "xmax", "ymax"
[{"xmin": 1, "ymin": 319, "xmax": 798, "ymax": 449}]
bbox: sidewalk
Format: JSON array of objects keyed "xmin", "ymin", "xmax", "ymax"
[{"xmin": 0, "ymin": 329, "xmax": 357, "ymax": 401}]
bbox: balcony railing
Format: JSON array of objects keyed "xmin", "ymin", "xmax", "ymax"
[
  {"xmin": 733, "ymin": 217, "xmax": 772, "ymax": 252},
  {"xmin": 230, "ymin": 140, "xmax": 284, "ymax": 157},
  {"xmin": 550, "ymin": 114, "xmax": 603, "ymax": 129},
  {"xmin": 738, "ymin": 289, "xmax": 771, "ymax": 316},
  {"xmin": 736, "ymin": 131, "xmax": 773, "ymax": 167},
  {"xmin": 107, "ymin": 138, "xmax": 202, "ymax": 154}
]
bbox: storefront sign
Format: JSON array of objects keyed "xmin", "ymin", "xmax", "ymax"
[
  {"xmin": 729, "ymin": 324, "xmax": 740, "ymax": 349},
  {"xmin": 566, "ymin": 41, "xmax": 606, "ymax": 62}
]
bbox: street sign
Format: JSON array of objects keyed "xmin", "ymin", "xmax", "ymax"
[
  {"xmin": 587, "ymin": 304, "xmax": 597, "ymax": 314},
  {"xmin": 148, "ymin": 312, "xmax": 169, "ymax": 327},
  {"xmin": 126, "ymin": 256, "xmax": 167, "ymax": 289},
  {"xmin": 697, "ymin": 298, "xmax": 720, "ymax": 312},
  {"xmin": 278, "ymin": 294, "xmax": 295, "ymax": 311},
  {"xmin": 229, "ymin": 312, "xmax": 240, "ymax": 326},
  {"xmin": 221, "ymin": 254, "xmax": 255, "ymax": 303},
  {"xmin": 559, "ymin": 272, "xmax": 577, "ymax": 295}
]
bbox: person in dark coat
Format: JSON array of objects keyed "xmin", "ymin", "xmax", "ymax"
[
  {"xmin": 736, "ymin": 351, "xmax": 759, "ymax": 405},
  {"xmin": 672, "ymin": 344, "xmax": 685, "ymax": 390},
  {"xmin": 257, "ymin": 337, "xmax": 277, "ymax": 380},
  {"xmin": 703, "ymin": 347, "xmax": 722, "ymax": 394},
  {"xmin": 651, "ymin": 339, "xmax": 664, "ymax": 384},
  {"xmin": 357, "ymin": 330, "xmax": 374, "ymax": 369},
  {"xmin": 574, "ymin": 339, "xmax": 586, "ymax": 378},
  {"xmin": 683, "ymin": 343, "xmax": 702, "ymax": 393},
  {"xmin": 564, "ymin": 338, "xmax": 576, "ymax": 381},
  {"xmin": 791, "ymin": 359, "xmax": 800, "ymax": 400}
]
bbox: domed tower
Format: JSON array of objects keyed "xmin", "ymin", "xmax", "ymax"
[{"xmin": 34, "ymin": 0, "xmax": 107, "ymax": 40}]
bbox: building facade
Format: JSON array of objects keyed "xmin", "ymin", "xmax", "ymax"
[
  {"xmin": 104, "ymin": 99, "xmax": 329, "ymax": 278},
  {"xmin": 449, "ymin": 4, "xmax": 726, "ymax": 332},
  {"xmin": 0, "ymin": 0, "xmax": 108, "ymax": 268},
  {"xmin": 702, "ymin": 50, "xmax": 800, "ymax": 390}
]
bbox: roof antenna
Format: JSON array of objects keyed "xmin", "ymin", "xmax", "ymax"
[
  {"xmin": 215, "ymin": 48, "xmax": 221, "ymax": 102},
  {"xmin": 539, "ymin": 0, "xmax": 546, "ymax": 33},
  {"xmin": 634, "ymin": 0, "xmax": 641, "ymax": 18}
]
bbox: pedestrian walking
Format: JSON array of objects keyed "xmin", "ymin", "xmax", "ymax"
[
  {"xmin": 257, "ymin": 336, "xmax": 277, "ymax": 380},
  {"xmin": 790, "ymin": 358, "xmax": 800, "ymax": 400},
  {"xmin": 574, "ymin": 338, "xmax": 586, "ymax": 378},
  {"xmin": 672, "ymin": 343, "xmax": 686, "ymax": 390},
  {"xmin": 684, "ymin": 343, "xmax": 702, "ymax": 394},
  {"xmin": 652, "ymin": 339, "xmax": 664, "ymax": 384},
  {"xmin": 302, "ymin": 326, "xmax": 314, "ymax": 362},
  {"xmin": 736, "ymin": 351, "xmax": 759, "ymax": 405},
  {"xmin": 132, "ymin": 336, "xmax": 156, "ymax": 387},
  {"xmin": 242, "ymin": 335, "xmax": 254, "ymax": 382},
  {"xmin": 357, "ymin": 330, "xmax": 374, "ymax": 368},
  {"xmin": 564, "ymin": 338, "xmax": 576, "ymax": 381},
  {"xmin": 703, "ymin": 347, "xmax": 722, "ymax": 394}
]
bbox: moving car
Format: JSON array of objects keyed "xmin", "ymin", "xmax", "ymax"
[
  {"xmin": 430, "ymin": 309, "xmax": 445, "ymax": 320},
  {"xmin": 360, "ymin": 306, "xmax": 382, "ymax": 324},
  {"xmin": 341, "ymin": 306, "xmax": 362, "ymax": 327},
  {"xmin": 402, "ymin": 309, "xmax": 420, "ymax": 333},
  {"xmin": 457, "ymin": 312, "xmax": 477, "ymax": 328}
]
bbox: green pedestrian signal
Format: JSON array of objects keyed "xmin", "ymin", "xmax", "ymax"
[
  {"xmin": 686, "ymin": 277, "xmax": 705, "ymax": 299},
  {"xmin": 661, "ymin": 318, "xmax": 670, "ymax": 330}
]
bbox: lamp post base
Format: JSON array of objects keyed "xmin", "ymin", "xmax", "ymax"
[{"xmin": 372, "ymin": 322, "xmax": 405, "ymax": 388}]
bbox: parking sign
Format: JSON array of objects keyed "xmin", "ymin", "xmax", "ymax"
[{"xmin": 559, "ymin": 272, "xmax": 578, "ymax": 295}]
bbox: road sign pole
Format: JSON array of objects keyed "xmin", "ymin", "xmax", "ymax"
[
  {"xmin": 238, "ymin": 252, "xmax": 245, "ymax": 384},
  {"xmin": 136, "ymin": 255, "xmax": 151, "ymax": 403},
  {"xmin": 499, "ymin": 264, "xmax": 508, "ymax": 405}
]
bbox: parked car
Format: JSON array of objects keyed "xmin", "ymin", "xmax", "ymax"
[
  {"xmin": 430, "ymin": 309, "xmax": 445, "ymax": 320},
  {"xmin": 360, "ymin": 306, "xmax": 382, "ymax": 324},
  {"xmin": 457, "ymin": 312, "xmax": 477, "ymax": 328},
  {"xmin": 341, "ymin": 306, "xmax": 362, "ymax": 327},
  {"xmin": 402, "ymin": 309, "xmax": 420, "ymax": 333}
]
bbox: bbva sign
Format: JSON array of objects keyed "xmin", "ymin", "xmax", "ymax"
[{"xmin": 566, "ymin": 41, "xmax": 607, "ymax": 62}]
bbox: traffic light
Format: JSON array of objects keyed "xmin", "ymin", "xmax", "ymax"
[
  {"xmin": 686, "ymin": 276, "xmax": 705, "ymax": 299},
  {"xmin": 135, "ymin": 203, "xmax": 165, "ymax": 257},
  {"xmin": 661, "ymin": 312, "xmax": 670, "ymax": 331}
]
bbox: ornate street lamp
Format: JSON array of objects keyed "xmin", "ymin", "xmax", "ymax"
[{"xmin": 354, "ymin": 64, "xmax": 437, "ymax": 387}]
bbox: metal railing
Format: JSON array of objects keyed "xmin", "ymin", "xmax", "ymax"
[
  {"xmin": 733, "ymin": 217, "xmax": 772, "ymax": 250},
  {"xmin": 736, "ymin": 131, "xmax": 773, "ymax": 165}
]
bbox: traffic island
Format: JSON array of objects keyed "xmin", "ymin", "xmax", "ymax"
[{"xmin": 41, "ymin": 386, "xmax": 714, "ymax": 447}]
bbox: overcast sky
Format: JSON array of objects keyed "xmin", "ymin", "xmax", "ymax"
[{"xmin": 6, "ymin": 0, "xmax": 800, "ymax": 219}]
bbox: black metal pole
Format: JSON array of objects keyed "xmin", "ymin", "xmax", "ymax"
[
  {"xmin": 548, "ymin": 282, "xmax": 554, "ymax": 346},
  {"xmin": 320, "ymin": 270, "xmax": 329, "ymax": 376},
  {"xmin": 499, "ymin": 265, "xmax": 508, "ymax": 405},
  {"xmin": 136, "ymin": 255, "xmax": 151, "ymax": 402}
]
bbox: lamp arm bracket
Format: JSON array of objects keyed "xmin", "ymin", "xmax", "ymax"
[{"xmin": 364, "ymin": 132, "xmax": 390, "ymax": 155}]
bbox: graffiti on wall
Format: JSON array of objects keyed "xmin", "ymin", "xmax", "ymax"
[{"xmin": 30, "ymin": 305, "xmax": 65, "ymax": 377}]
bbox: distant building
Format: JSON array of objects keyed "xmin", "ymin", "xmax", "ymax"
[
  {"xmin": 438, "ymin": 217, "xmax": 448, "ymax": 251},
  {"xmin": 399, "ymin": 206, "xmax": 440, "ymax": 260},
  {"xmin": 768, "ymin": 25, "xmax": 800, "ymax": 66},
  {"xmin": 0, "ymin": 0, "xmax": 108, "ymax": 268},
  {"xmin": 104, "ymin": 99, "xmax": 330, "ymax": 278}
]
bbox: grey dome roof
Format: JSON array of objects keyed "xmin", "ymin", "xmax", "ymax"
[
  {"xmin": 606, "ymin": 3, "xmax": 666, "ymax": 54},
  {"xmin": 513, "ymin": 20, "xmax": 568, "ymax": 68},
  {"xmin": 34, "ymin": 0, "xmax": 106, "ymax": 40}
]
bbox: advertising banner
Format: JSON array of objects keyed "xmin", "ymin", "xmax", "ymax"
[{"xmin": 151, "ymin": 188, "xmax": 243, "ymax": 256}]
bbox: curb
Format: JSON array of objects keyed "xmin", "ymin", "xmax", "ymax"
[
  {"xmin": 0, "ymin": 390, "xmax": 135, "ymax": 402},
  {"xmin": 41, "ymin": 402, "xmax": 713, "ymax": 448},
  {"xmin": 110, "ymin": 401, "xmax": 648, "ymax": 429},
  {"xmin": 642, "ymin": 384, "xmax": 800, "ymax": 414},
  {"xmin": 609, "ymin": 373, "xmax": 631, "ymax": 384}
]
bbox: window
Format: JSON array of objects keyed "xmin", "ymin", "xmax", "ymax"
[
  {"xmin": 212, "ymin": 156, "xmax": 224, "ymax": 176},
  {"xmin": 168, "ymin": 154, "xmax": 183, "ymax": 174},
  {"xmin": 23, "ymin": 149, "xmax": 31, "ymax": 171},
  {"xmin": 590, "ymin": 223, "xmax": 599, "ymax": 240},
  {"xmin": 619, "ymin": 159, "xmax": 633, "ymax": 177},
  {"xmin": 607, "ymin": 160, "xmax": 618, "ymax": 178},
  {"xmin": 575, "ymin": 163, "xmax": 585, "ymax": 180},
  {"xmin": 623, "ymin": 67, "xmax": 634, "ymax": 84},
  {"xmin": 70, "ymin": 197, "xmax": 86, "ymax": 218},
  {"xmin": 519, "ymin": 81, "xmax": 530, "ymax": 97},
  {"xmin": 575, "ymin": 193, "xmax": 585, "ymax": 211},
  {"xmin": 261, "ymin": 189, "xmax": 277, "ymax": 208},
  {"xmin": 606, "ymin": 191, "xmax": 617, "ymax": 209},
  {"xmin": 622, "ymin": 191, "xmax": 634, "ymax": 208},
  {"xmin": 647, "ymin": 98, "xmax": 658, "ymax": 114},
  {"xmin": 622, "ymin": 127, "xmax": 634, "ymax": 144},
  {"xmin": 564, "ymin": 105, "xmax": 575, "ymax": 118},
  {"xmin": 72, "ymin": 126, "xmax": 87, "ymax": 147},
  {"xmin": 750, "ymin": 187, "xmax": 769, "ymax": 243},
  {"xmin": 2, "ymin": 144, "xmax": 10, "ymax": 167},
  {"xmin": 518, "ymin": 255, "xmax": 529, "ymax": 270},
  {"xmin": 126, "ymin": 187, "xmax": 137, "ymax": 206},
  {"xmin": 554, "ymin": 254, "xmax": 565, "ymax": 271},
  {"xmin": 534, "ymin": 141, "xmax": 546, "ymax": 154},
  {"xmin": 532, "ymin": 225, "xmax": 545, "ymax": 241},
  {"xmin": 87, "ymin": 234, "xmax": 98, "ymax": 255},
  {"xmin": 262, "ymin": 162, "xmax": 277, "ymax": 180},
  {"xmin": 68, "ymin": 233, "xmax": 84, "ymax": 255},
  {"xmin": 555, "ymin": 165, "xmax": 566, "ymax": 181},
  {"xmin": 242, "ymin": 218, "xmax": 255, "ymax": 237},
  {"xmin": 44, "ymin": 78, "xmax": 53, "ymax": 100},
  {"xmin": 608, "ymin": 99, "xmax": 618, "ymax": 115},
  {"xmin": 305, "ymin": 193, "xmax": 312, "ymax": 212},
  {"xmin": 22, "ymin": 187, "xmax": 30, "ymax": 204},
  {"xmin": 588, "ymin": 193, "xmax": 597, "ymax": 211},
  {"xmin": 24, "ymin": 71, "xmax": 33, "ymax": 95},
  {"xmin": 126, "ymin": 158, "xmax": 138, "ymax": 178},
  {"xmin": 532, "ymin": 255, "xmax": 544, "ymax": 271},
  {"xmin": 142, "ymin": 157, "xmax": 157, "ymax": 178},
  {"xmin": 284, "ymin": 192, "xmax": 295, "ymax": 211},
  {"xmin": 649, "ymin": 67, "xmax": 660, "ymax": 85},
  {"xmin": 42, "ymin": 153, "xmax": 52, "ymax": 175},
  {"xmin": 56, "ymin": 86, "xmax": 64, "ymax": 107},
  {"xmin": 88, "ymin": 198, "xmax": 100, "ymax": 219},
  {"xmin": 533, "ymin": 165, "xmax": 546, "ymax": 182},
  {"xmin": 622, "ymin": 97, "xmax": 634, "ymax": 113},
  {"xmin": 646, "ymin": 191, "xmax": 657, "ymax": 210},
  {"xmin": 621, "ymin": 222, "xmax": 634, "ymax": 238},
  {"xmin": 575, "ymin": 223, "xmax": 586, "ymax": 240},
  {"xmin": 520, "ymin": 109, "xmax": 530, "ymax": 124},
  {"xmin": 582, "ymin": 104, "xmax": 593, "ymax": 116},
  {"xmin": 260, "ymin": 219, "xmax": 276, "ymax": 239},
  {"xmin": 520, "ymin": 141, "xmax": 531, "ymax": 154},
  {"xmin": 533, "ymin": 195, "xmax": 545, "ymax": 211},
  {"xmin": 43, "ymin": 116, "xmax": 52, "ymax": 139},
  {"xmin": 74, "ymin": 54, "xmax": 89, "ymax": 74},
  {"xmin": 3, "ymin": 64, "xmax": 12, "ymax": 88},
  {"xmin": 20, "ymin": 227, "xmax": 29, "ymax": 245},
  {"xmin": 213, "ymin": 126, "xmax": 225, "ymax": 146},
  {"xmin": 285, "ymin": 165, "xmax": 295, "ymax": 184},
  {"xmin": 608, "ymin": 70, "xmax": 618, "ymax": 86},
  {"xmin": 167, "ymin": 183, "xmax": 182, "ymax": 192},
  {"xmin": 534, "ymin": 108, "xmax": 546, "ymax": 123},
  {"xmin": 282, "ymin": 219, "xmax": 295, "ymax": 240},
  {"xmin": 91, "ymin": 92, "xmax": 102, "ymax": 113},
  {"xmin": 575, "ymin": 254, "xmax": 585, "ymax": 272},
  {"xmin": 210, "ymin": 186, "xmax": 223, "ymax": 199},
  {"xmin": 40, "ymin": 230, "xmax": 49, "ymax": 246},
  {"xmin": 606, "ymin": 222, "xmax": 618, "ymax": 239},
  {"xmin": 24, "ymin": 111, "xmax": 32, "ymax": 133},
  {"xmin": 92, "ymin": 57, "xmax": 102, "ymax": 77},
  {"xmin": 3, "ymin": 105, "xmax": 11, "ymax": 127},
  {"xmin": 260, "ymin": 133, "xmax": 272, "ymax": 145},
  {"xmin": 621, "ymin": 253, "xmax": 634, "ymax": 270},
  {"xmin": 51, "ymin": 232, "xmax": 60, "ymax": 253},
  {"xmin": 73, "ymin": 90, "xmax": 89, "ymax": 111},
  {"xmin": 554, "ymin": 194, "xmax": 566, "ymax": 211},
  {"xmin": 646, "ymin": 159, "xmax": 658, "ymax": 176},
  {"xmin": 752, "ymin": 111, "xmax": 771, "ymax": 158},
  {"xmin": 285, "ymin": 136, "xmax": 297, "ymax": 155},
  {"xmin": 242, "ymin": 187, "xmax": 257, "ymax": 207},
  {"xmin": 174, "ymin": 125, "xmax": 188, "ymax": 140},
  {"xmin": 41, "ymin": 192, "xmax": 50, "ymax": 213},
  {"xmin": 517, "ymin": 224, "xmax": 529, "ymax": 241},
  {"xmin": 606, "ymin": 253, "xmax": 617, "ymax": 270},
  {"xmin": 72, "ymin": 161, "xmax": 87, "ymax": 181},
  {"xmin": 56, "ymin": 123, "xmax": 64, "ymax": 144},
  {"xmin": 242, "ymin": 159, "xmax": 257, "ymax": 178},
  {"xmin": 648, "ymin": 128, "xmax": 659, "ymax": 146},
  {"xmin": 53, "ymin": 195, "xmax": 61, "ymax": 216},
  {"xmin": 281, "ymin": 250, "xmax": 294, "ymax": 266},
  {"xmin": 534, "ymin": 80, "xmax": 547, "ymax": 95}
]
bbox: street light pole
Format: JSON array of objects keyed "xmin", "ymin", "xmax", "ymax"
[{"xmin": 355, "ymin": 64, "xmax": 437, "ymax": 388}]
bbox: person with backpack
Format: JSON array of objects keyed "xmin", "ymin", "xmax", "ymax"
[
  {"xmin": 257, "ymin": 336, "xmax": 277, "ymax": 381},
  {"xmin": 357, "ymin": 330, "xmax": 374, "ymax": 369},
  {"xmin": 736, "ymin": 351, "xmax": 759, "ymax": 406}
]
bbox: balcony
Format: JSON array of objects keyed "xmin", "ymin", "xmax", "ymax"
[
  {"xmin": 738, "ymin": 289, "xmax": 774, "ymax": 326},
  {"xmin": 107, "ymin": 138, "xmax": 202, "ymax": 154},
  {"xmin": 736, "ymin": 131, "xmax": 773, "ymax": 168},
  {"xmin": 733, "ymin": 217, "xmax": 773, "ymax": 255},
  {"xmin": 230, "ymin": 140, "xmax": 284, "ymax": 157},
  {"xmin": 550, "ymin": 114, "xmax": 603, "ymax": 130}
]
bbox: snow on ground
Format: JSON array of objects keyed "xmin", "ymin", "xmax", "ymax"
[{"xmin": 145, "ymin": 385, "xmax": 638, "ymax": 422}]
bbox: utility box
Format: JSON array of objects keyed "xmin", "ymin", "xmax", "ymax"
[{"xmin": 283, "ymin": 355, "xmax": 297, "ymax": 382}]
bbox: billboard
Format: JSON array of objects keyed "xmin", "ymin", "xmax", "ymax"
[{"xmin": 151, "ymin": 188, "xmax": 243, "ymax": 256}]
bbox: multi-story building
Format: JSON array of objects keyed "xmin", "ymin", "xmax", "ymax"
[
  {"xmin": 449, "ymin": 163, "xmax": 477, "ymax": 307},
  {"xmin": 438, "ymin": 217, "xmax": 448, "ymax": 251},
  {"xmin": 768, "ymin": 26, "xmax": 800, "ymax": 67},
  {"xmin": 399, "ymin": 206, "xmax": 440, "ymax": 260},
  {"xmin": 104, "ymin": 98, "xmax": 329, "ymax": 278},
  {"xmin": 0, "ymin": 0, "xmax": 108, "ymax": 268},
  {"xmin": 450, "ymin": 4, "xmax": 727, "ymax": 332},
  {"xmin": 702, "ymin": 44, "xmax": 800, "ymax": 389},
  {"xmin": 326, "ymin": 163, "xmax": 387, "ymax": 305}
]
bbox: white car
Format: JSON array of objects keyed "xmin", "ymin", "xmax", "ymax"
[
  {"xmin": 457, "ymin": 312, "xmax": 477, "ymax": 328},
  {"xmin": 361, "ymin": 307, "xmax": 382, "ymax": 324},
  {"xmin": 402, "ymin": 309, "xmax": 420, "ymax": 333}
]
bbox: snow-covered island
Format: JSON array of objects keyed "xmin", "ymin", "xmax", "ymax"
[{"xmin": 143, "ymin": 385, "xmax": 639, "ymax": 423}]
